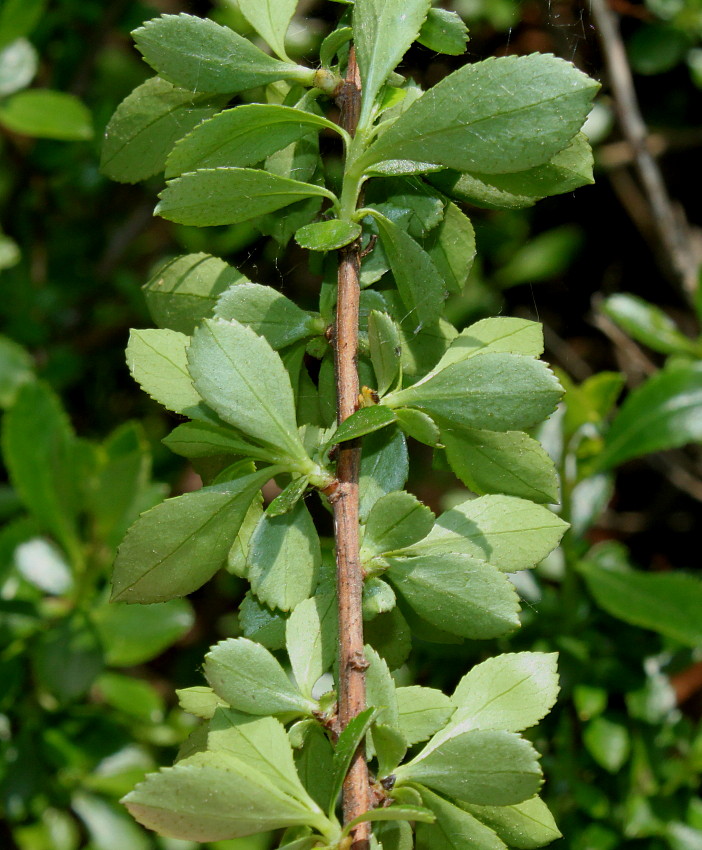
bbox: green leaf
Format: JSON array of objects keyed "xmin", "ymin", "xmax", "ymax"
[
  {"xmin": 424, "ymin": 202, "xmax": 476, "ymax": 295},
  {"xmin": 266, "ymin": 476, "xmax": 309, "ymax": 516},
  {"xmin": 384, "ymin": 354, "xmax": 562, "ymax": 432},
  {"xmin": 143, "ymin": 253, "xmax": 248, "ymax": 335},
  {"xmin": 366, "ymin": 645, "xmax": 400, "ymax": 731},
  {"xmin": 32, "ymin": 613, "xmax": 103, "ymax": 703},
  {"xmin": 328, "ymin": 707, "xmax": 378, "ymax": 817},
  {"xmin": 132, "ymin": 14, "xmax": 311, "ymax": 94},
  {"xmin": 0, "ymin": 228, "xmax": 20, "ymax": 271},
  {"xmin": 126, "ymin": 329, "xmax": 214, "ymax": 421},
  {"xmin": 0, "ymin": 0, "xmax": 45, "ymax": 47},
  {"xmin": 449, "ymin": 652, "xmax": 559, "ymax": 734},
  {"xmin": 157, "ymin": 167, "xmax": 335, "ymax": 227},
  {"xmin": 417, "ymin": 9, "xmax": 469, "ymax": 55},
  {"xmin": 93, "ymin": 599, "xmax": 194, "ymax": 666},
  {"xmin": 359, "ymin": 427, "xmax": 409, "ymax": 521},
  {"xmin": 0, "ymin": 334, "xmax": 33, "ymax": 408},
  {"xmin": 345, "ymin": 805, "xmax": 435, "ymax": 835},
  {"xmin": 165, "ymin": 103, "xmax": 342, "ymax": 178},
  {"xmin": 430, "ymin": 132, "xmax": 594, "ymax": 209},
  {"xmin": 2, "ymin": 382, "xmax": 80, "ymax": 562},
  {"xmin": 417, "ymin": 788, "xmax": 507, "ymax": 850},
  {"xmin": 112, "ymin": 468, "xmax": 271, "ymax": 603},
  {"xmin": 296, "ymin": 219, "xmax": 361, "ymax": 252},
  {"xmin": 578, "ymin": 553, "xmax": 702, "ymax": 647},
  {"xmin": 239, "ymin": 591, "xmax": 287, "ymax": 650},
  {"xmin": 372, "ymin": 723, "xmax": 408, "ymax": 776},
  {"xmin": 333, "ymin": 406, "xmax": 397, "ymax": 444},
  {"xmin": 0, "ymin": 38, "xmax": 37, "ymax": 97},
  {"xmin": 397, "ymin": 729, "xmax": 542, "ymax": 806},
  {"xmin": 360, "ymin": 491, "xmax": 434, "ymax": 559},
  {"xmin": 124, "ymin": 751, "xmax": 324, "ymax": 841},
  {"xmin": 95, "ymin": 672, "xmax": 164, "ymax": 723},
  {"xmin": 386, "ymin": 552, "xmax": 520, "ymax": 639},
  {"xmin": 208, "ymin": 709, "xmax": 320, "ymax": 807},
  {"xmin": 320, "ymin": 26, "xmax": 352, "ymax": 66},
  {"xmin": 461, "ymin": 797, "xmax": 561, "ymax": 849},
  {"xmin": 286, "ymin": 594, "xmax": 337, "ymax": 698},
  {"xmin": 434, "ymin": 318, "xmax": 544, "ymax": 371},
  {"xmin": 248, "ymin": 500, "xmax": 321, "ymax": 612},
  {"xmin": 100, "ymin": 77, "xmax": 225, "ymax": 184},
  {"xmin": 0, "ymin": 89, "xmax": 92, "ymax": 139},
  {"xmin": 368, "ymin": 210, "xmax": 447, "ymax": 329},
  {"xmin": 205, "ymin": 637, "xmax": 315, "ymax": 716},
  {"xmin": 214, "ymin": 282, "xmax": 319, "ymax": 350},
  {"xmin": 177, "ymin": 686, "xmax": 228, "ymax": 720},
  {"xmin": 363, "ymin": 55, "xmax": 598, "ymax": 174},
  {"xmin": 90, "ymin": 422, "xmax": 163, "ymax": 549},
  {"xmin": 583, "ymin": 715, "xmax": 630, "ymax": 773},
  {"xmin": 368, "ymin": 311, "xmax": 402, "ymax": 397},
  {"xmin": 376, "ymin": 820, "xmax": 414, "ymax": 850},
  {"xmin": 237, "ymin": 0, "xmax": 297, "ymax": 60},
  {"xmin": 188, "ymin": 318, "xmax": 310, "ymax": 465},
  {"xmin": 394, "ymin": 409, "xmax": 441, "ymax": 446},
  {"xmin": 366, "ymin": 177, "xmax": 445, "ymax": 239},
  {"xmin": 414, "ymin": 494, "xmax": 568, "ymax": 572},
  {"xmin": 293, "ymin": 722, "xmax": 336, "ymax": 815},
  {"xmin": 442, "ymin": 428, "xmax": 559, "ymax": 504},
  {"xmin": 396, "ymin": 686, "xmax": 455, "ymax": 745},
  {"xmin": 598, "ymin": 363, "xmax": 702, "ymax": 468},
  {"xmin": 163, "ymin": 421, "xmax": 278, "ymax": 464},
  {"xmin": 354, "ymin": 0, "xmax": 431, "ymax": 125}
]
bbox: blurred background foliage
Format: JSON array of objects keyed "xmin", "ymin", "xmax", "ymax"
[{"xmin": 1, "ymin": 0, "xmax": 701, "ymax": 848}]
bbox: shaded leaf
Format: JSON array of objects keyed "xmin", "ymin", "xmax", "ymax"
[
  {"xmin": 424, "ymin": 202, "xmax": 476, "ymax": 294},
  {"xmin": 101, "ymin": 77, "xmax": 225, "ymax": 184},
  {"xmin": 238, "ymin": 0, "xmax": 298, "ymax": 60},
  {"xmin": 442, "ymin": 428, "xmax": 559, "ymax": 504},
  {"xmin": 361, "ymin": 490, "xmax": 434, "ymax": 559},
  {"xmin": 369, "ymin": 210, "xmax": 447, "ymax": 329},
  {"xmin": 214, "ymin": 282, "xmax": 319, "ymax": 350},
  {"xmin": 248, "ymin": 500, "xmax": 321, "ymax": 612},
  {"xmin": 286, "ymin": 594, "xmax": 337, "ymax": 698},
  {"xmin": 143, "ymin": 253, "xmax": 247, "ymax": 335},
  {"xmin": 598, "ymin": 363, "xmax": 702, "ymax": 468},
  {"xmin": 296, "ymin": 219, "xmax": 361, "ymax": 251},
  {"xmin": 578, "ymin": 550, "xmax": 702, "ymax": 647},
  {"xmin": 112, "ymin": 468, "xmax": 271, "ymax": 603}
]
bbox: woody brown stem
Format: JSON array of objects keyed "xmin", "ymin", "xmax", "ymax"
[{"xmin": 332, "ymin": 46, "xmax": 371, "ymax": 850}]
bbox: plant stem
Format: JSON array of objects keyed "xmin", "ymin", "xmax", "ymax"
[{"xmin": 333, "ymin": 45, "xmax": 371, "ymax": 850}]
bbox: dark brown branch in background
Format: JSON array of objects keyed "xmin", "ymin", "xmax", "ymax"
[
  {"xmin": 332, "ymin": 47, "xmax": 371, "ymax": 850},
  {"xmin": 590, "ymin": 0, "xmax": 700, "ymax": 299}
]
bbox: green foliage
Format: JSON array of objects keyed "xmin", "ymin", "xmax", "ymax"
[
  {"xmin": 86, "ymin": 2, "xmax": 602, "ymax": 845},
  {"xmin": 8, "ymin": 1, "xmax": 702, "ymax": 849}
]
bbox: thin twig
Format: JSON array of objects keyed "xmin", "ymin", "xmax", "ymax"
[
  {"xmin": 590, "ymin": 0, "xmax": 699, "ymax": 299},
  {"xmin": 332, "ymin": 46, "xmax": 371, "ymax": 850}
]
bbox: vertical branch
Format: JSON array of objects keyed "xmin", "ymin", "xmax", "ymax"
[
  {"xmin": 332, "ymin": 47, "xmax": 371, "ymax": 850},
  {"xmin": 590, "ymin": 0, "xmax": 699, "ymax": 299}
]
